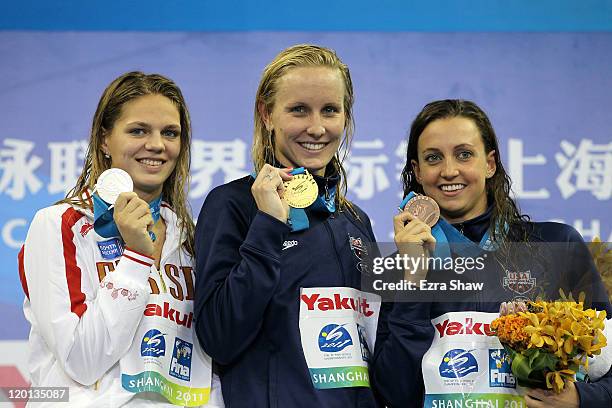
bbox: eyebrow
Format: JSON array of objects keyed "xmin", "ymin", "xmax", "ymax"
[
  {"xmin": 421, "ymin": 143, "xmax": 475, "ymax": 153},
  {"xmin": 125, "ymin": 121, "xmax": 180, "ymax": 129}
]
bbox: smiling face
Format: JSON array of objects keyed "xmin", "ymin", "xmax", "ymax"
[
  {"xmin": 101, "ymin": 93, "xmax": 181, "ymax": 202},
  {"xmin": 411, "ymin": 116, "xmax": 496, "ymax": 223},
  {"xmin": 262, "ymin": 66, "xmax": 346, "ymax": 176}
]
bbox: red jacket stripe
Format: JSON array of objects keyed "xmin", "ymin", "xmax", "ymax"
[
  {"xmin": 62, "ymin": 208, "xmax": 87, "ymax": 317},
  {"xmin": 18, "ymin": 245, "xmax": 29, "ymax": 299}
]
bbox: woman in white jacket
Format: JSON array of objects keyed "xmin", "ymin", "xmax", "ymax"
[{"xmin": 19, "ymin": 72, "xmax": 222, "ymax": 407}]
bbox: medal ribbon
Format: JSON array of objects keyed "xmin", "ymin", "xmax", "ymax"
[
  {"xmin": 399, "ymin": 191, "xmax": 501, "ymax": 259},
  {"xmin": 93, "ymin": 193, "xmax": 162, "ymax": 241}
]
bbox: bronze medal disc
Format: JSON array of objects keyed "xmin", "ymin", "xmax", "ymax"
[
  {"xmin": 404, "ymin": 195, "xmax": 440, "ymax": 227},
  {"xmin": 283, "ymin": 171, "xmax": 318, "ymax": 208}
]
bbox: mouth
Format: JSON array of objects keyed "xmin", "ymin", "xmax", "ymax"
[
  {"xmin": 439, "ymin": 183, "xmax": 466, "ymax": 193},
  {"xmin": 298, "ymin": 142, "xmax": 328, "ymax": 152},
  {"xmin": 137, "ymin": 158, "xmax": 165, "ymax": 167}
]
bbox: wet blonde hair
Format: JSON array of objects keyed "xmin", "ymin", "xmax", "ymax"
[
  {"xmin": 61, "ymin": 71, "xmax": 195, "ymax": 256},
  {"xmin": 253, "ymin": 44, "xmax": 355, "ymax": 213}
]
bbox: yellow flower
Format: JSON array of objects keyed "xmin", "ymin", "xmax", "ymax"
[{"xmin": 545, "ymin": 369, "xmax": 575, "ymax": 394}]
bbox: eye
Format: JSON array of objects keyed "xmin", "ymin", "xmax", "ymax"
[
  {"xmin": 289, "ymin": 105, "xmax": 307, "ymax": 114},
  {"xmin": 162, "ymin": 129, "xmax": 180, "ymax": 138},
  {"xmin": 457, "ymin": 150, "xmax": 473, "ymax": 160},
  {"xmin": 322, "ymin": 105, "xmax": 340, "ymax": 115},
  {"xmin": 129, "ymin": 128, "xmax": 146, "ymax": 136},
  {"xmin": 424, "ymin": 153, "xmax": 441, "ymax": 163}
]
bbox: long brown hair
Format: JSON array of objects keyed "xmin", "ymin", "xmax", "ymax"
[
  {"xmin": 401, "ymin": 99, "xmax": 528, "ymax": 242},
  {"xmin": 252, "ymin": 44, "xmax": 356, "ymax": 213},
  {"xmin": 61, "ymin": 71, "xmax": 195, "ymax": 256}
]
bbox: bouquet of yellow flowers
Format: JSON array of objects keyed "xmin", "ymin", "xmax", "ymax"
[{"xmin": 490, "ymin": 292, "xmax": 607, "ymax": 393}]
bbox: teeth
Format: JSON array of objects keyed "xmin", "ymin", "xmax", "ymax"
[
  {"xmin": 139, "ymin": 159, "xmax": 163, "ymax": 166},
  {"xmin": 441, "ymin": 184, "xmax": 465, "ymax": 192},
  {"xmin": 299, "ymin": 142, "xmax": 326, "ymax": 151}
]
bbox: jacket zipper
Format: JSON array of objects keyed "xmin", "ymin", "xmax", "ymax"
[{"xmin": 323, "ymin": 219, "xmax": 347, "ymax": 287}]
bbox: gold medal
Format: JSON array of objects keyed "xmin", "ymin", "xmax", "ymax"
[{"xmin": 283, "ymin": 170, "xmax": 318, "ymax": 208}]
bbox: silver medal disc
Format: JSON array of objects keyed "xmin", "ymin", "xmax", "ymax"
[{"xmin": 96, "ymin": 168, "xmax": 133, "ymax": 204}]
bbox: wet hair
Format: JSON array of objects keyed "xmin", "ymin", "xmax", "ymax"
[
  {"xmin": 61, "ymin": 71, "xmax": 195, "ymax": 256},
  {"xmin": 252, "ymin": 44, "xmax": 355, "ymax": 213},
  {"xmin": 401, "ymin": 99, "xmax": 528, "ymax": 242}
]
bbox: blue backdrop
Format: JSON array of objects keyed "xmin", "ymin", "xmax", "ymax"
[{"xmin": 1, "ymin": 3, "xmax": 610, "ymax": 348}]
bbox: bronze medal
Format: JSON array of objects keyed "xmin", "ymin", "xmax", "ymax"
[
  {"xmin": 404, "ymin": 195, "xmax": 440, "ymax": 227},
  {"xmin": 283, "ymin": 170, "xmax": 318, "ymax": 208}
]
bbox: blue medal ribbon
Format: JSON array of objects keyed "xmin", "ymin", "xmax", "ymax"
[{"xmin": 93, "ymin": 193, "xmax": 162, "ymax": 241}]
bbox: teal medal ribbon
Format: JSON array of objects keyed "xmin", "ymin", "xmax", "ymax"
[{"xmin": 93, "ymin": 193, "xmax": 162, "ymax": 241}]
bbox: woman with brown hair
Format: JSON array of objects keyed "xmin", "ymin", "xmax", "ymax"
[
  {"xmin": 19, "ymin": 72, "xmax": 221, "ymax": 406},
  {"xmin": 372, "ymin": 99, "xmax": 612, "ymax": 408}
]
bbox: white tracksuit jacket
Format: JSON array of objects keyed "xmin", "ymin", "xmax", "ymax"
[{"xmin": 19, "ymin": 199, "xmax": 223, "ymax": 407}]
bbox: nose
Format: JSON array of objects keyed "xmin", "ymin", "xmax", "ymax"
[
  {"xmin": 306, "ymin": 115, "xmax": 326, "ymax": 138},
  {"xmin": 145, "ymin": 132, "xmax": 165, "ymax": 152},
  {"xmin": 440, "ymin": 159, "xmax": 459, "ymax": 179}
]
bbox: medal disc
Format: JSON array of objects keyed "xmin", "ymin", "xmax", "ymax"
[
  {"xmin": 404, "ymin": 195, "xmax": 440, "ymax": 227},
  {"xmin": 96, "ymin": 168, "xmax": 133, "ymax": 204},
  {"xmin": 283, "ymin": 171, "xmax": 318, "ymax": 208}
]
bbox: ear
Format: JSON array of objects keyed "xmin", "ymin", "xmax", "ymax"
[
  {"xmin": 411, "ymin": 159, "xmax": 422, "ymax": 184},
  {"xmin": 257, "ymin": 100, "xmax": 273, "ymax": 131},
  {"xmin": 100, "ymin": 128, "xmax": 110, "ymax": 156},
  {"xmin": 486, "ymin": 149, "xmax": 497, "ymax": 178}
]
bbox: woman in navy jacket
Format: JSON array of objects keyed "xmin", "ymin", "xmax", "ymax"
[
  {"xmin": 194, "ymin": 44, "xmax": 379, "ymax": 407},
  {"xmin": 371, "ymin": 99, "xmax": 612, "ymax": 408}
]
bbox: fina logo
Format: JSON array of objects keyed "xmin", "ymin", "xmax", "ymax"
[
  {"xmin": 169, "ymin": 337, "xmax": 193, "ymax": 381},
  {"xmin": 318, "ymin": 324, "xmax": 353, "ymax": 352},
  {"xmin": 439, "ymin": 349, "xmax": 478, "ymax": 378},
  {"xmin": 489, "ymin": 349, "xmax": 516, "ymax": 388},
  {"xmin": 140, "ymin": 329, "xmax": 166, "ymax": 357}
]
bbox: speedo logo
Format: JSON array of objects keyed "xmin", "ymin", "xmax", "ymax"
[
  {"xmin": 435, "ymin": 317, "xmax": 493, "ymax": 338},
  {"xmin": 144, "ymin": 302, "xmax": 193, "ymax": 328},
  {"xmin": 301, "ymin": 293, "xmax": 374, "ymax": 317},
  {"xmin": 282, "ymin": 240, "xmax": 298, "ymax": 250}
]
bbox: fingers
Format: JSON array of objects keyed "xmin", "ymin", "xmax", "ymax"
[
  {"xmin": 524, "ymin": 394, "xmax": 545, "ymax": 408},
  {"xmin": 256, "ymin": 164, "xmax": 291, "ymax": 185},
  {"xmin": 393, "ymin": 211, "xmax": 415, "ymax": 235}
]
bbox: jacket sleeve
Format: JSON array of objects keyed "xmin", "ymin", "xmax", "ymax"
[
  {"xmin": 371, "ymin": 300, "xmax": 433, "ymax": 408},
  {"xmin": 194, "ymin": 186, "xmax": 291, "ymax": 365},
  {"xmin": 576, "ymin": 366, "xmax": 612, "ymax": 407},
  {"xmin": 22, "ymin": 206, "xmax": 152, "ymax": 385},
  {"xmin": 563, "ymin": 227, "xmax": 612, "ymax": 406}
]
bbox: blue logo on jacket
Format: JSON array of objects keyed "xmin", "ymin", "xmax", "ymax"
[
  {"xmin": 318, "ymin": 324, "xmax": 353, "ymax": 352},
  {"xmin": 489, "ymin": 349, "xmax": 515, "ymax": 388},
  {"xmin": 140, "ymin": 329, "xmax": 166, "ymax": 357},
  {"xmin": 439, "ymin": 349, "xmax": 478, "ymax": 378},
  {"xmin": 97, "ymin": 238, "xmax": 123, "ymax": 260},
  {"xmin": 169, "ymin": 337, "xmax": 192, "ymax": 381}
]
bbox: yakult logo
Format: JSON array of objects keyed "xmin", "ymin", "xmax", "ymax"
[
  {"xmin": 301, "ymin": 293, "xmax": 374, "ymax": 317},
  {"xmin": 144, "ymin": 302, "xmax": 193, "ymax": 328},
  {"xmin": 435, "ymin": 317, "xmax": 494, "ymax": 338}
]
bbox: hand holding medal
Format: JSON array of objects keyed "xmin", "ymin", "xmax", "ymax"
[
  {"xmin": 95, "ymin": 168, "xmax": 157, "ymax": 256},
  {"xmin": 251, "ymin": 164, "xmax": 294, "ymax": 223},
  {"xmin": 393, "ymin": 194, "xmax": 438, "ymax": 279}
]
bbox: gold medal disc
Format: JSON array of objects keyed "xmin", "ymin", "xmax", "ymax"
[{"xmin": 283, "ymin": 171, "xmax": 318, "ymax": 208}]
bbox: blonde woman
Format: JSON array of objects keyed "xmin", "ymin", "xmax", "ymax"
[{"xmin": 194, "ymin": 45, "xmax": 379, "ymax": 407}]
